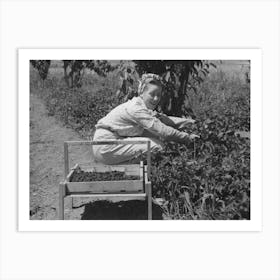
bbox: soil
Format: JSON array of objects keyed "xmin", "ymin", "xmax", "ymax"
[{"xmin": 30, "ymin": 92, "xmax": 163, "ymax": 220}]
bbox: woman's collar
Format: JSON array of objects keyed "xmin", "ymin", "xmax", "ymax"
[{"xmin": 135, "ymin": 96, "xmax": 156, "ymax": 113}]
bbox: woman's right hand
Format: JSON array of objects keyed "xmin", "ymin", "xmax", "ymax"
[
  {"xmin": 180, "ymin": 132, "xmax": 199, "ymax": 143},
  {"xmin": 189, "ymin": 133, "xmax": 200, "ymax": 140}
]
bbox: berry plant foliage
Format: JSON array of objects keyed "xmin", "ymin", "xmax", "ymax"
[{"xmin": 151, "ymin": 106, "xmax": 250, "ymax": 220}]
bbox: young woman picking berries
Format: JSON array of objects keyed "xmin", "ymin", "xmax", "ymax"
[{"xmin": 92, "ymin": 73, "xmax": 199, "ymax": 164}]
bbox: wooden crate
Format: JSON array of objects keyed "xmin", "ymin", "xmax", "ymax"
[
  {"xmin": 66, "ymin": 162, "xmax": 144, "ymax": 195},
  {"xmin": 58, "ymin": 140, "xmax": 152, "ymax": 220}
]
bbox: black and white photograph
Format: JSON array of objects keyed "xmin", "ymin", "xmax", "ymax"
[
  {"xmin": 27, "ymin": 55, "xmax": 252, "ymax": 221},
  {"xmin": 2, "ymin": 1, "xmax": 280, "ymax": 280}
]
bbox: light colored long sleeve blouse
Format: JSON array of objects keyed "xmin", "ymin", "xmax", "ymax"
[{"xmin": 95, "ymin": 96, "xmax": 190, "ymax": 142}]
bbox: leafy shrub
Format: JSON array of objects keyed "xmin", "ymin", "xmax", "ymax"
[
  {"xmin": 38, "ymin": 73, "xmax": 121, "ymax": 139},
  {"xmin": 151, "ymin": 94, "xmax": 250, "ymax": 220}
]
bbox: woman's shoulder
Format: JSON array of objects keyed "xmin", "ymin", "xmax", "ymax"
[
  {"xmin": 126, "ymin": 96, "xmax": 147, "ymax": 113},
  {"xmin": 106, "ymin": 97, "xmax": 142, "ymax": 116},
  {"xmin": 129, "ymin": 96, "xmax": 142, "ymax": 105}
]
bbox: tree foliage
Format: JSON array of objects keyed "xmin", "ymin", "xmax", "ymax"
[
  {"xmin": 63, "ymin": 60, "xmax": 115, "ymax": 88},
  {"xmin": 30, "ymin": 60, "xmax": 51, "ymax": 81},
  {"xmin": 117, "ymin": 60, "xmax": 216, "ymax": 117},
  {"xmin": 30, "ymin": 59, "xmax": 216, "ymax": 117}
]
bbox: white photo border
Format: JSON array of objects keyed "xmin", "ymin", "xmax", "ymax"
[{"xmin": 19, "ymin": 48, "xmax": 262, "ymax": 232}]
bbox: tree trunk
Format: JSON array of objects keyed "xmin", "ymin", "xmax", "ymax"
[
  {"xmin": 63, "ymin": 61, "xmax": 70, "ymax": 87},
  {"xmin": 171, "ymin": 65, "xmax": 190, "ymax": 116}
]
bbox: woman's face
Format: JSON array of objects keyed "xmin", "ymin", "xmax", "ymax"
[{"xmin": 141, "ymin": 83, "xmax": 162, "ymax": 110}]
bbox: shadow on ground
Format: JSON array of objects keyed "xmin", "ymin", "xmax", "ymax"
[{"xmin": 78, "ymin": 200, "xmax": 164, "ymax": 220}]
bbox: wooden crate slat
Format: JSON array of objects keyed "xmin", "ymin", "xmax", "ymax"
[
  {"xmin": 66, "ymin": 164, "xmax": 79, "ymax": 182},
  {"xmin": 83, "ymin": 164, "xmax": 140, "ymax": 175},
  {"xmin": 67, "ymin": 191, "xmax": 143, "ymax": 195},
  {"xmin": 66, "ymin": 180, "xmax": 144, "ymax": 194},
  {"xmin": 139, "ymin": 161, "xmax": 144, "ymax": 180},
  {"xmin": 64, "ymin": 142, "xmax": 69, "ymax": 179},
  {"xmin": 66, "ymin": 140, "xmax": 150, "ymax": 145},
  {"xmin": 69, "ymin": 193, "xmax": 147, "ymax": 199},
  {"xmin": 124, "ymin": 171, "xmax": 140, "ymax": 176}
]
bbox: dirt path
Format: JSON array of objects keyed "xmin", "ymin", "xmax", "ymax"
[{"xmin": 30, "ymin": 92, "xmax": 96, "ymax": 220}]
